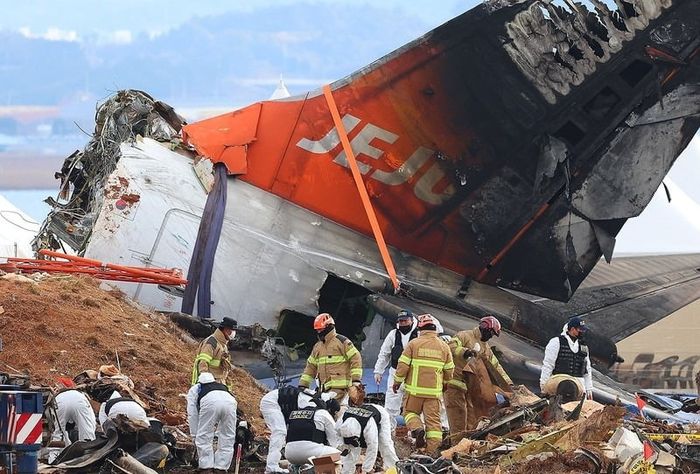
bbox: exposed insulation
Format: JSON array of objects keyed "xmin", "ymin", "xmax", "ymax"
[{"xmin": 504, "ymin": 0, "xmax": 673, "ymax": 103}]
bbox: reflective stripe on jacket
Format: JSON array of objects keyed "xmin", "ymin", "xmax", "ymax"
[
  {"xmin": 191, "ymin": 328, "xmax": 232, "ymax": 386},
  {"xmin": 393, "ymin": 330, "xmax": 454, "ymax": 398},
  {"xmin": 299, "ymin": 329, "xmax": 363, "ymax": 391},
  {"xmin": 447, "ymin": 327, "xmax": 512, "ymax": 391}
]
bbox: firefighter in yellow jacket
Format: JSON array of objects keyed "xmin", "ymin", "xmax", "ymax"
[
  {"xmin": 392, "ymin": 314, "xmax": 454, "ymax": 454},
  {"xmin": 299, "ymin": 313, "xmax": 363, "ymax": 402},
  {"xmin": 445, "ymin": 315, "xmax": 513, "ymax": 435},
  {"xmin": 191, "ymin": 317, "xmax": 237, "ymax": 388}
]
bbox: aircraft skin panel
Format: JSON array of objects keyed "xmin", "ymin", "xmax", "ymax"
[
  {"xmin": 580, "ymin": 254, "xmax": 700, "ymax": 289},
  {"xmin": 613, "ymin": 298, "xmax": 700, "ymax": 392},
  {"xmin": 183, "ymin": 0, "xmax": 700, "ymax": 302},
  {"xmin": 83, "ymin": 138, "xmax": 464, "ymax": 325}
]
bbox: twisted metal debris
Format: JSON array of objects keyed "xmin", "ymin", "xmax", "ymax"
[{"xmin": 33, "ymin": 90, "xmax": 183, "ymax": 253}]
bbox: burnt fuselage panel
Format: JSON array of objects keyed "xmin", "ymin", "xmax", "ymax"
[{"xmin": 183, "ymin": 0, "xmax": 700, "ymax": 302}]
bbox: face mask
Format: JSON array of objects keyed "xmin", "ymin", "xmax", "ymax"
[
  {"xmin": 228, "ymin": 330, "xmax": 237, "ymax": 341},
  {"xmin": 479, "ymin": 327, "xmax": 492, "ymax": 342},
  {"xmin": 398, "ymin": 325, "xmax": 412, "ymax": 335},
  {"xmin": 317, "ymin": 326, "xmax": 333, "ymax": 341}
]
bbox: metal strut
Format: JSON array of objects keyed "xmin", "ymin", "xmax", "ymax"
[{"xmin": 322, "ymin": 84, "xmax": 400, "ymax": 293}]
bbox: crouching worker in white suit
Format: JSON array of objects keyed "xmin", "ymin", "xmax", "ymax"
[
  {"xmin": 99, "ymin": 390, "xmax": 150, "ymax": 428},
  {"xmin": 48, "ymin": 389, "xmax": 97, "ymax": 463},
  {"xmin": 284, "ymin": 400, "xmax": 341, "ymax": 467},
  {"xmin": 187, "ymin": 372, "xmax": 238, "ymax": 472},
  {"xmin": 260, "ymin": 386, "xmax": 329, "ymax": 473},
  {"xmin": 337, "ymin": 403, "xmax": 398, "ymax": 474}
]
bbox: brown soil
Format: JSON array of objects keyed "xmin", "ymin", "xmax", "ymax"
[
  {"xmin": 503, "ymin": 451, "xmax": 593, "ymax": 474},
  {"xmin": 0, "ymin": 276, "xmax": 267, "ymax": 433},
  {"xmin": 455, "ymin": 452, "xmax": 593, "ymax": 474}
]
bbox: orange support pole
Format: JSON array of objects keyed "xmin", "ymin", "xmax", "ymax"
[
  {"xmin": 322, "ymin": 84, "xmax": 400, "ymax": 292},
  {"xmin": 36, "ymin": 250, "xmax": 187, "ymax": 285}
]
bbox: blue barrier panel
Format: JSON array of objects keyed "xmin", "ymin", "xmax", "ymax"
[
  {"xmin": 15, "ymin": 393, "xmax": 42, "ymax": 414},
  {"xmin": 15, "ymin": 444, "xmax": 39, "ymax": 474},
  {"xmin": 0, "ymin": 388, "xmax": 43, "ymax": 474}
]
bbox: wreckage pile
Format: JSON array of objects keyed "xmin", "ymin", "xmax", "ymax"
[
  {"xmin": 0, "ymin": 273, "xmax": 267, "ymax": 433},
  {"xmin": 403, "ymin": 394, "xmax": 700, "ymax": 474},
  {"xmin": 2, "ymin": 272, "xmax": 700, "ymax": 472}
]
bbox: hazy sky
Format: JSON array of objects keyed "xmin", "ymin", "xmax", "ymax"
[
  {"xmin": 0, "ymin": 0, "xmax": 698, "ymax": 255},
  {"xmin": 0, "ymin": 0, "xmax": 469, "ymax": 38}
]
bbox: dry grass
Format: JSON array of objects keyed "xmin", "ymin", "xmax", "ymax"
[{"xmin": 0, "ymin": 276, "xmax": 267, "ymax": 432}]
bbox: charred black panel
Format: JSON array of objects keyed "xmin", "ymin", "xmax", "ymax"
[{"xmin": 428, "ymin": 0, "xmax": 700, "ymax": 300}]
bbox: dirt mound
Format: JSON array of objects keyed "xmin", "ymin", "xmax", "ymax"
[{"xmin": 0, "ymin": 275, "xmax": 267, "ymax": 432}]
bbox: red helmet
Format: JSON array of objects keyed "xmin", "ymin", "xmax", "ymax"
[
  {"xmin": 313, "ymin": 313, "xmax": 335, "ymax": 331},
  {"xmin": 479, "ymin": 315, "xmax": 501, "ymax": 336},
  {"xmin": 417, "ymin": 314, "xmax": 436, "ymax": 328}
]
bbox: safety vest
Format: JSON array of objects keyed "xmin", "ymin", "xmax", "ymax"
[
  {"xmin": 191, "ymin": 329, "xmax": 231, "ymax": 386},
  {"xmin": 197, "ymin": 382, "xmax": 230, "ymax": 409},
  {"xmin": 447, "ymin": 327, "xmax": 512, "ymax": 391},
  {"xmin": 394, "ymin": 331, "xmax": 455, "ymax": 399},
  {"xmin": 300, "ymin": 330, "xmax": 363, "ymax": 391},
  {"xmin": 553, "ymin": 335, "xmax": 588, "ymax": 377},
  {"xmin": 286, "ymin": 408, "xmax": 328, "ymax": 445},
  {"xmin": 278, "ymin": 386, "xmax": 300, "ymax": 421},
  {"xmin": 342, "ymin": 404, "xmax": 382, "ymax": 448},
  {"xmin": 390, "ymin": 328, "xmax": 419, "ymax": 369},
  {"xmin": 104, "ymin": 397, "xmax": 136, "ymax": 416},
  {"xmin": 278, "ymin": 387, "xmax": 325, "ymax": 422}
]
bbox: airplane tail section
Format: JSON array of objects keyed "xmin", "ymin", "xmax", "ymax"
[{"xmin": 184, "ymin": 0, "xmax": 700, "ymax": 302}]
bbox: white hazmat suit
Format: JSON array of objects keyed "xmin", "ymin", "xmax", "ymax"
[
  {"xmin": 48, "ymin": 390, "xmax": 97, "ymax": 463},
  {"xmin": 259, "ymin": 387, "xmax": 323, "ymax": 473},
  {"xmin": 337, "ymin": 403, "xmax": 398, "ymax": 474},
  {"xmin": 284, "ymin": 407, "xmax": 340, "ymax": 467},
  {"xmin": 98, "ymin": 391, "xmax": 149, "ymax": 427},
  {"xmin": 187, "ymin": 372, "xmax": 238, "ymax": 471}
]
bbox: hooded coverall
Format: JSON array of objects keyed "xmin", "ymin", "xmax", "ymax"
[
  {"xmin": 393, "ymin": 330, "xmax": 454, "ymax": 453},
  {"xmin": 284, "ymin": 407, "xmax": 341, "ymax": 466},
  {"xmin": 192, "ymin": 328, "xmax": 233, "ymax": 387},
  {"xmin": 540, "ymin": 325, "xmax": 593, "ymax": 396},
  {"xmin": 445, "ymin": 327, "xmax": 513, "ymax": 434},
  {"xmin": 186, "ymin": 381, "xmax": 238, "ymax": 471},
  {"xmin": 299, "ymin": 329, "xmax": 362, "ymax": 402},
  {"xmin": 98, "ymin": 391, "xmax": 149, "ymax": 428},
  {"xmin": 48, "ymin": 390, "xmax": 97, "ymax": 463},
  {"xmin": 259, "ymin": 388, "xmax": 321, "ymax": 473},
  {"xmin": 337, "ymin": 403, "xmax": 399, "ymax": 474}
]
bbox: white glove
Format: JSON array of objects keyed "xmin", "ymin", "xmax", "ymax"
[
  {"xmin": 472, "ymin": 343, "xmax": 481, "ymax": 353},
  {"xmin": 374, "ymin": 373, "xmax": 382, "ymax": 384}
]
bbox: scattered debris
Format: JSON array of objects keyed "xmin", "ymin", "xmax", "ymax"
[
  {"xmin": 0, "ymin": 275, "xmax": 267, "ymax": 434},
  {"xmin": 429, "ymin": 395, "xmax": 700, "ymax": 474}
]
